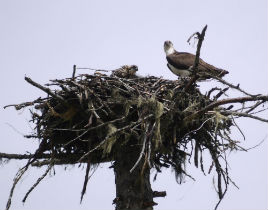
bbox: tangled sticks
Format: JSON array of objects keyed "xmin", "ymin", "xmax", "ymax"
[
  {"xmin": 3, "ymin": 69, "xmax": 268, "ymax": 209},
  {"xmin": 2, "ymin": 26, "xmax": 268, "ymax": 210},
  {"xmin": 14, "ymin": 74, "xmax": 217, "ymax": 166}
]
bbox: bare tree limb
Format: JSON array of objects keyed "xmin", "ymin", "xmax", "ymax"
[
  {"xmin": 183, "ymin": 95, "xmax": 268, "ymax": 125},
  {"xmin": 221, "ymin": 110, "xmax": 268, "ymax": 123},
  {"xmin": 22, "ymin": 163, "xmax": 53, "ymax": 203},
  {"xmin": 184, "ymin": 25, "xmax": 208, "ymax": 91},
  {"xmin": 153, "ymin": 191, "xmax": 167, "ymax": 198},
  {"xmin": 207, "ymin": 74, "xmax": 258, "ymax": 97},
  {"xmin": 24, "ymin": 77, "xmax": 68, "ymax": 106},
  {"xmin": 3, "ymin": 97, "xmax": 48, "ymax": 110}
]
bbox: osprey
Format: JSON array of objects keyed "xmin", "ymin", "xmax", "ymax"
[
  {"xmin": 111, "ymin": 65, "xmax": 138, "ymax": 78},
  {"xmin": 164, "ymin": 40, "xmax": 228, "ymax": 80}
]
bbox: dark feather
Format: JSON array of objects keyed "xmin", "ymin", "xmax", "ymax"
[
  {"xmin": 166, "ymin": 51, "xmax": 228, "ymax": 78},
  {"xmin": 166, "ymin": 52, "xmax": 193, "ymax": 70}
]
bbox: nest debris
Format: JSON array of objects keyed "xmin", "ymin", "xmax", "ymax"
[
  {"xmin": 2, "ymin": 25, "xmax": 268, "ymax": 209},
  {"xmin": 11, "ymin": 71, "xmax": 235, "ymax": 194},
  {"xmin": 2, "ymin": 67, "xmax": 268, "ymax": 210},
  {"xmin": 24, "ymin": 73, "xmax": 232, "ymax": 173}
]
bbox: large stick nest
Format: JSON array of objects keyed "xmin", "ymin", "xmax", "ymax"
[
  {"xmin": 22, "ymin": 72, "xmax": 233, "ymax": 186},
  {"xmin": 4, "ymin": 68, "xmax": 268, "ymax": 208},
  {"xmin": 3, "ymin": 25, "xmax": 268, "ymax": 209}
]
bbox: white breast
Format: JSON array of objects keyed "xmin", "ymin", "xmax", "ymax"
[{"xmin": 168, "ymin": 64, "xmax": 191, "ymax": 77}]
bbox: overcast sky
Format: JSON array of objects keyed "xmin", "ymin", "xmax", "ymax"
[{"xmin": 0, "ymin": 0, "xmax": 267, "ymax": 210}]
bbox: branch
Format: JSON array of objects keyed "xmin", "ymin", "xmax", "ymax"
[
  {"xmin": 207, "ymin": 74, "xmax": 257, "ymax": 97},
  {"xmin": 63, "ymin": 115, "xmax": 127, "ymax": 147},
  {"xmin": 183, "ymin": 95, "xmax": 268, "ymax": 125},
  {"xmin": 24, "ymin": 77, "xmax": 68, "ymax": 106},
  {"xmin": 201, "ymin": 95, "xmax": 268, "ymax": 113},
  {"xmin": 80, "ymin": 162, "xmax": 90, "ymax": 203},
  {"xmin": 184, "ymin": 25, "xmax": 208, "ymax": 91},
  {"xmin": 220, "ymin": 110, "xmax": 268, "ymax": 123},
  {"xmin": 153, "ymin": 191, "xmax": 167, "ymax": 198},
  {"xmin": 72, "ymin": 65, "xmax": 76, "ymax": 80},
  {"xmin": 129, "ymin": 124, "xmax": 149, "ymax": 173},
  {"xmin": 3, "ymin": 97, "xmax": 48, "ymax": 110},
  {"xmin": 0, "ymin": 152, "xmax": 112, "ymax": 166},
  {"xmin": 245, "ymin": 101, "xmax": 265, "ymax": 113},
  {"xmin": 193, "ymin": 25, "xmax": 208, "ymax": 71},
  {"xmin": 0, "ymin": 152, "xmax": 37, "ymax": 160},
  {"xmin": 78, "ymin": 114, "xmax": 154, "ymax": 162},
  {"xmin": 22, "ymin": 164, "xmax": 53, "ymax": 203}
]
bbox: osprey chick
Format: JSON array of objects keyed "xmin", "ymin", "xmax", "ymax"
[
  {"xmin": 111, "ymin": 65, "xmax": 138, "ymax": 79},
  {"xmin": 164, "ymin": 40, "xmax": 228, "ymax": 80}
]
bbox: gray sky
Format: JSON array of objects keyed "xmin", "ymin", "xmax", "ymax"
[{"xmin": 0, "ymin": 0, "xmax": 267, "ymax": 210}]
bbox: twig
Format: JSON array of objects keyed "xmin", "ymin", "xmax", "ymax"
[
  {"xmin": 22, "ymin": 163, "xmax": 53, "ymax": 203},
  {"xmin": 0, "ymin": 152, "xmax": 110, "ymax": 164},
  {"xmin": 6, "ymin": 166, "xmax": 29, "ymax": 210},
  {"xmin": 221, "ymin": 110, "xmax": 268, "ymax": 122},
  {"xmin": 31, "ymin": 156, "xmax": 113, "ymax": 166},
  {"xmin": 76, "ymin": 67, "xmax": 110, "ymax": 72},
  {"xmin": 24, "ymin": 77, "xmax": 68, "ymax": 106},
  {"xmin": 214, "ymin": 87, "xmax": 229, "ymax": 100},
  {"xmin": 245, "ymin": 135, "xmax": 267, "ymax": 150},
  {"xmin": 80, "ymin": 162, "xmax": 90, "ymax": 203},
  {"xmin": 152, "ymin": 191, "xmax": 166, "ymax": 198},
  {"xmin": 78, "ymin": 114, "xmax": 154, "ymax": 162},
  {"xmin": 129, "ymin": 124, "xmax": 149, "ymax": 173},
  {"xmin": 231, "ymin": 116, "xmax": 245, "ymax": 140},
  {"xmin": 187, "ymin": 31, "xmax": 200, "ymax": 44},
  {"xmin": 72, "ymin": 65, "xmax": 76, "ymax": 80},
  {"xmin": 63, "ymin": 115, "xmax": 127, "ymax": 147},
  {"xmin": 71, "ymin": 80, "xmax": 112, "ymax": 114},
  {"xmin": 245, "ymin": 101, "xmax": 264, "ymax": 113},
  {"xmin": 182, "ymin": 116, "xmax": 215, "ymax": 139},
  {"xmin": 207, "ymin": 87, "xmax": 222, "ymax": 98},
  {"xmin": 3, "ymin": 97, "xmax": 47, "ymax": 110},
  {"xmin": 207, "ymin": 74, "xmax": 257, "ymax": 97},
  {"xmin": 117, "ymin": 78, "xmax": 137, "ymax": 92},
  {"xmin": 214, "ymin": 183, "xmax": 228, "ymax": 210},
  {"xmin": 183, "ymin": 95, "xmax": 268, "ymax": 124},
  {"xmin": 0, "ymin": 152, "xmax": 40, "ymax": 160}
]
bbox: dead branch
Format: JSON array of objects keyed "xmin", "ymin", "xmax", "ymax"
[
  {"xmin": 72, "ymin": 65, "xmax": 76, "ymax": 80},
  {"xmin": 153, "ymin": 191, "xmax": 167, "ymax": 198},
  {"xmin": 183, "ymin": 95, "xmax": 268, "ymax": 125},
  {"xmin": 78, "ymin": 113, "xmax": 154, "ymax": 162},
  {"xmin": 221, "ymin": 110, "xmax": 268, "ymax": 123},
  {"xmin": 22, "ymin": 164, "xmax": 53, "ymax": 203},
  {"xmin": 245, "ymin": 101, "xmax": 265, "ymax": 113},
  {"xmin": 0, "ymin": 152, "xmax": 111, "ymax": 166},
  {"xmin": 207, "ymin": 74, "xmax": 258, "ymax": 97},
  {"xmin": 184, "ymin": 25, "xmax": 208, "ymax": 91},
  {"xmin": 6, "ymin": 166, "xmax": 29, "ymax": 210},
  {"xmin": 2, "ymin": 58, "xmax": 268, "ymax": 210},
  {"xmin": 80, "ymin": 162, "xmax": 90, "ymax": 203},
  {"xmin": 24, "ymin": 77, "xmax": 68, "ymax": 106},
  {"xmin": 129, "ymin": 123, "xmax": 149, "ymax": 173},
  {"xmin": 3, "ymin": 97, "xmax": 48, "ymax": 110}
]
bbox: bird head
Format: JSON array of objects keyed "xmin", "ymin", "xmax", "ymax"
[
  {"xmin": 164, "ymin": 40, "xmax": 175, "ymax": 55},
  {"xmin": 130, "ymin": 65, "xmax": 138, "ymax": 72},
  {"xmin": 128, "ymin": 65, "xmax": 138, "ymax": 75}
]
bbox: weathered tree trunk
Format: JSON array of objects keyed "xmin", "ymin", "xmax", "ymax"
[{"xmin": 114, "ymin": 146, "xmax": 154, "ymax": 210}]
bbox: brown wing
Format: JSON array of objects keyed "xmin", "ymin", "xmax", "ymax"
[
  {"xmin": 167, "ymin": 51, "xmax": 228, "ymax": 78},
  {"xmin": 198, "ymin": 59, "xmax": 229, "ymax": 77},
  {"xmin": 166, "ymin": 52, "xmax": 195, "ymax": 70},
  {"xmin": 198, "ymin": 58, "xmax": 217, "ymax": 71}
]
